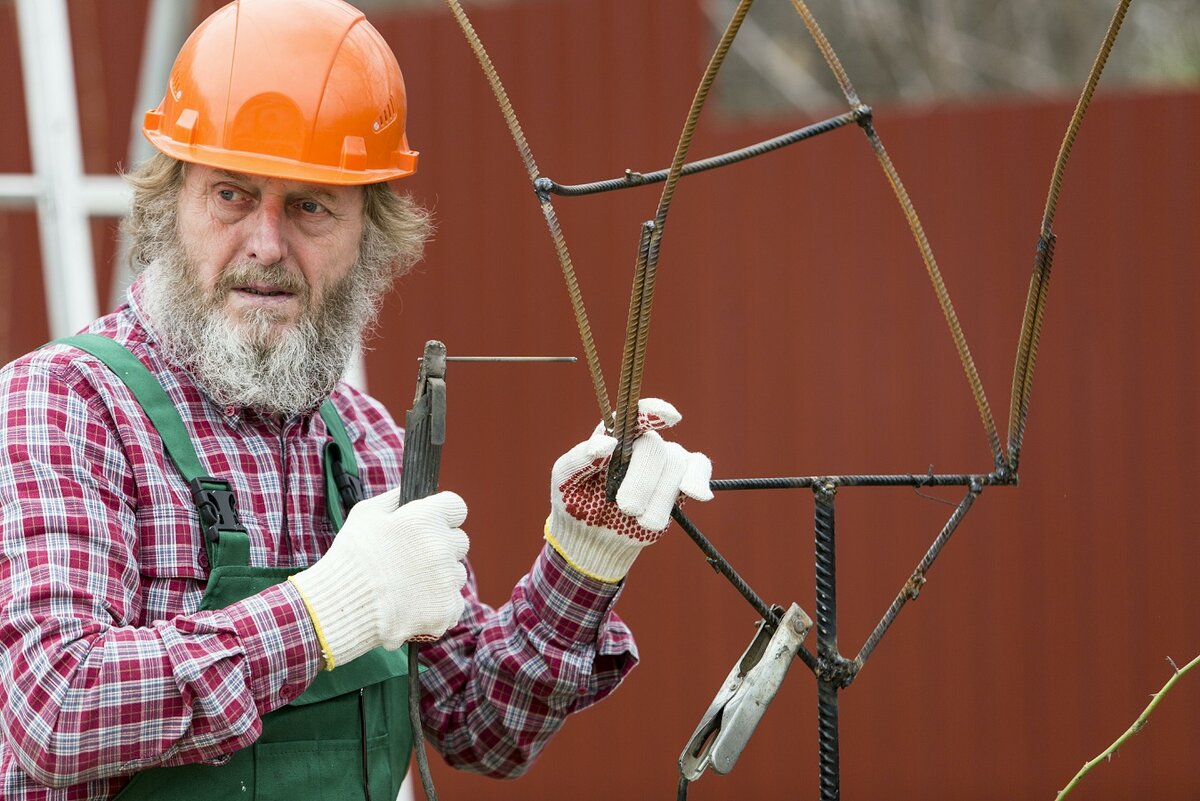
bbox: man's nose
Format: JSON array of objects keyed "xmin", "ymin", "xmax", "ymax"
[{"xmin": 245, "ymin": 197, "xmax": 288, "ymax": 265}]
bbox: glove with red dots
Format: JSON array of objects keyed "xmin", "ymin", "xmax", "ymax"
[{"xmin": 546, "ymin": 398, "xmax": 713, "ymax": 583}]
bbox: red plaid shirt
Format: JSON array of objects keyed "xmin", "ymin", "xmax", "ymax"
[{"xmin": 0, "ymin": 282, "xmax": 637, "ymax": 799}]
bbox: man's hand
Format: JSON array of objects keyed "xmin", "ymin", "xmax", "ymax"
[
  {"xmin": 290, "ymin": 488, "xmax": 469, "ymax": 670},
  {"xmin": 546, "ymin": 398, "xmax": 712, "ymax": 583}
]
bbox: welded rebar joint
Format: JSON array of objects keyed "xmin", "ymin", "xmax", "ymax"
[
  {"xmin": 1035, "ymin": 231, "xmax": 1056, "ymax": 256},
  {"xmin": 816, "ymin": 654, "xmax": 858, "ymax": 689},
  {"xmin": 815, "ymin": 479, "xmax": 837, "ymax": 501},
  {"xmin": 851, "ymin": 104, "xmax": 873, "ymax": 129},
  {"xmin": 533, "ymin": 176, "xmax": 554, "ymax": 202},
  {"xmin": 904, "ymin": 572, "xmax": 927, "ymax": 601},
  {"xmin": 977, "ymin": 472, "xmax": 1009, "ymax": 491}
]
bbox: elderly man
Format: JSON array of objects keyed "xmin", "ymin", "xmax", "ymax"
[{"xmin": 0, "ymin": 0, "xmax": 712, "ymax": 798}]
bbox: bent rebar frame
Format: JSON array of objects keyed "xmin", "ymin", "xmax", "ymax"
[{"xmin": 442, "ymin": 0, "xmax": 1132, "ymax": 797}]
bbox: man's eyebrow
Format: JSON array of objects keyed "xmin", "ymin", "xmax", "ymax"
[
  {"xmin": 291, "ymin": 186, "xmax": 340, "ymax": 204},
  {"xmin": 211, "ymin": 169, "xmax": 340, "ymax": 204},
  {"xmin": 212, "ymin": 169, "xmax": 250, "ymax": 183}
]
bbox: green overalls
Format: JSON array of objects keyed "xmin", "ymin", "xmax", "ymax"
[{"xmin": 58, "ymin": 335, "xmax": 414, "ymax": 801}]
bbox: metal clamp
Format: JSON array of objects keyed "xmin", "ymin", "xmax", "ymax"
[{"xmin": 679, "ymin": 602, "xmax": 813, "ymax": 780}]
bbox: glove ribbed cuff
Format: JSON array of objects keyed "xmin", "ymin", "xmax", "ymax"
[
  {"xmin": 289, "ymin": 555, "xmax": 380, "ymax": 671},
  {"xmin": 545, "ymin": 510, "xmax": 646, "ymax": 584}
]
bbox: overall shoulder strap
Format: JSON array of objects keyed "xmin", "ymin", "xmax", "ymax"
[
  {"xmin": 319, "ymin": 399, "xmax": 362, "ymax": 532},
  {"xmin": 53, "ymin": 334, "xmax": 249, "ymax": 567}
]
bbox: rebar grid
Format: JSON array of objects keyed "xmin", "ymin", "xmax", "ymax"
[
  {"xmin": 672, "ymin": 474, "xmax": 994, "ymax": 800},
  {"xmin": 442, "ymin": 0, "xmax": 1132, "ymax": 796}
]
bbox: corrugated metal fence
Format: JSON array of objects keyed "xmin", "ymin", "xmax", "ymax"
[{"xmin": 1, "ymin": 2, "xmax": 1197, "ymax": 799}]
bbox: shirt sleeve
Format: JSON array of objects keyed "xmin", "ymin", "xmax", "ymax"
[
  {"xmin": 0, "ymin": 358, "xmax": 320, "ymax": 789},
  {"xmin": 416, "ymin": 542, "xmax": 638, "ymax": 778}
]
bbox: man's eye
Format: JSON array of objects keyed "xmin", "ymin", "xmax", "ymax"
[
  {"xmin": 217, "ymin": 188, "xmax": 240, "ymax": 202},
  {"xmin": 298, "ymin": 200, "xmax": 326, "ymax": 215}
]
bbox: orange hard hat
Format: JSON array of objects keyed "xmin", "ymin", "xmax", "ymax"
[{"xmin": 143, "ymin": 0, "xmax": 418, "ymax": 185}]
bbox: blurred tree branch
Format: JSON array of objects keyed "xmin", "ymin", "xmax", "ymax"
[
  {"xmin": 711, "ymin": 0, "xmax": 1199, "ymax": 115},
  {"xmin": 1056, "ymin": 653, "xmax": 1200, "ymax": 800}
]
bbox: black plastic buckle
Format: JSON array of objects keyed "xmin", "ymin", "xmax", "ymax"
[
  {"xmin": 332, "ymin": 463, "xmax": 364, "ymax": 513},
  {"xmin": 189, "ymin": 476, "xmax": 246, "ymax": 544}
]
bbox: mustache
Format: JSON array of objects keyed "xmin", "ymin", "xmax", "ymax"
[{"xmin": 213, "ymin": 262, "xmax": 310, "ymax": 298}]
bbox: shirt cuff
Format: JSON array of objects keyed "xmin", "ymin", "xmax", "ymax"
[
  {"xmin": 222, "ymin": 581, "xmax": 323, "ymax": 709},
  {"xmin": 524, "ymin": 542, "xmax": 626, "ymax": 646}
]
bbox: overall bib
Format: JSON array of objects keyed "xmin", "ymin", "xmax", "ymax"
[{"xmin": 58, "ymin": 335, "xmax": 415, "ymax": 801}]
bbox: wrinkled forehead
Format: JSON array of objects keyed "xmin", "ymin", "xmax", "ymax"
[
  {"xmin": 176, "ymin": 165, "xmax": 369, "ymax": 227},
  {"xmin": 198, "ymin": 166, "xmax": 362, "ymax": 203}
]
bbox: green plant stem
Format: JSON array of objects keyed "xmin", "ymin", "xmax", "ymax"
[{"xmin": 1056, "ymin": 653, "xmax": 1200, "ymax": 799}]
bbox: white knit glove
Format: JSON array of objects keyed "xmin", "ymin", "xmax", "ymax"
[
  {"xmin": 289, "ymin": 488, "xmax": 469, "ymax": 670},
  {"xmin": 547, "ymin": 398, "xmax": 712, "ymax": 583}
]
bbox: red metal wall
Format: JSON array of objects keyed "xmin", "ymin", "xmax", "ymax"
[{"xmin": 2, "ymin": 2, "xmax": 1198, "ymax": 799}]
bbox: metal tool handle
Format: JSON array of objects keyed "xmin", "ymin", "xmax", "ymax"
[
  {"xmin": 399, "ymin": 339, "xmax": 448, "ymax": 801},
  {"xmin": 399, "ymin": 340, "xmax": 447, "ymax": 507}
]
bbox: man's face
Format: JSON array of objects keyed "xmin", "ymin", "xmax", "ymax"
[
  {"xmin": 136, "ymin": 158, "xmax": 413, "ymax": 417},
  {"xmin": 176, "ymin": 165, "xmax": 365, "ymax": 341}
]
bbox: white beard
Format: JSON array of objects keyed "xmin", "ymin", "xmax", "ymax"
[{"xmin": 138, "ymin": 251, "xmax": 376, "ymax": 418}]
